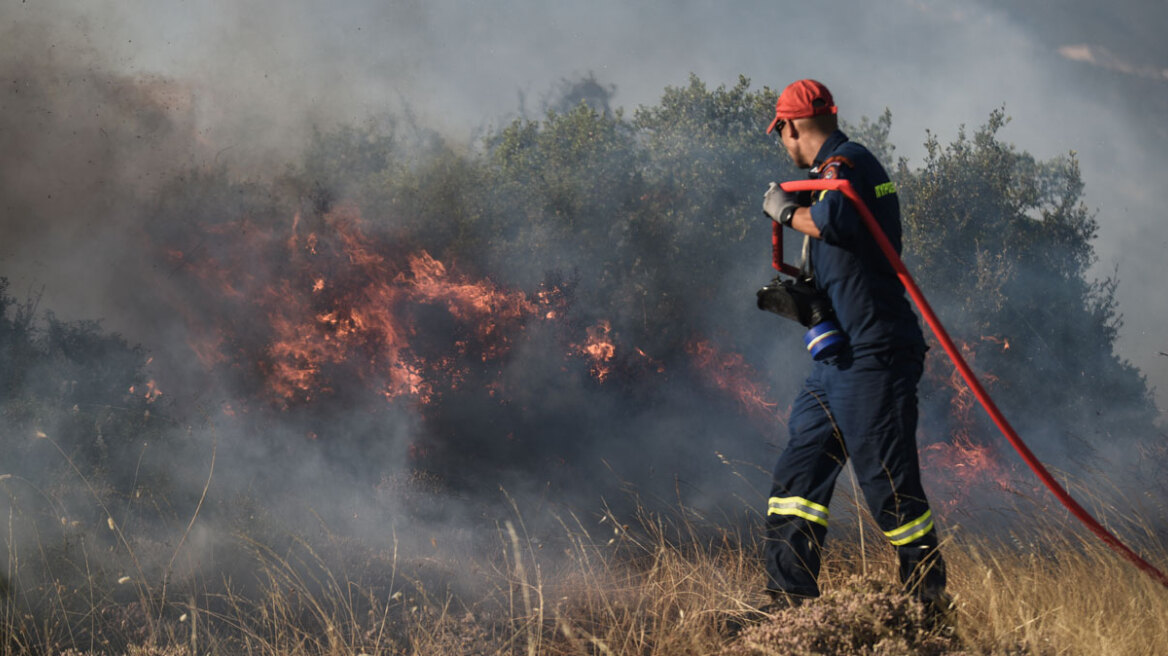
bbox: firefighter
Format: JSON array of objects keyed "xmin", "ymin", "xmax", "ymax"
[{"xmin": 759, "ymin": 79, "xmax": 949, "ymax": 614}]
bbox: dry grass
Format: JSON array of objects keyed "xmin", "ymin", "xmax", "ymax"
[
  {"xmin": 3, "ymin": 466, "xmax": 1167, "ymax": 655},
  {"xmin": 945, "ymin": 528, "xmax": 1168, "ymax": 654}
]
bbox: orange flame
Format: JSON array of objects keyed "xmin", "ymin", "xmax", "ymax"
[
  {"xmin": 921, "ymin": 337, "xmax": 1014, "ymax": 508},
  {"xmin": 573, "ymin": 320, "xmax": 616, "ymax": 382},
  {"xmin": 635, "ymin": 348, "xmax": 666, "ymax": 374},
  {"xmin": 129, "ymin": 380, "xmax": 163, "ymax": 403},
  {"xmin": 685, "ymin": 338, "xmax": 782, "ymax": 425},
  {"xmin": 920, "ymin": 435, "xmax": 1013, "ymax": 508},
  {"xmin": 980, "ymin": 334, "xmax": 1010, "ymax": 351},
  {"xmin": 178, "ymin": 205, "xmax": 563, "ymax": 409}
]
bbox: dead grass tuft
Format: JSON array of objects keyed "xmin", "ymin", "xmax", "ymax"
[{"xmin": 720, "ymin": 576, "xmax": 956, "ymax": 656}]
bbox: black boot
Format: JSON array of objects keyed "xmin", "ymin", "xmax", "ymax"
[
  {"xmin": 721, "ymin": 591, "xmax": 811, "ymax": 637},
  {"xmin": 758, "ymin": 589, "xmax": 812, "ymax": 614},
  {"xmin": 898, "ymin": 535, "xmax": 952, "ymax": 627}
]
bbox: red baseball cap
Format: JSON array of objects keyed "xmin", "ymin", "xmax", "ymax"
[{"xmin": 766, "ymin": 79, "xmax": 838, "ymax": 134}]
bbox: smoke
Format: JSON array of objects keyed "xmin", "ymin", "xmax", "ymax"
[
  {"xmin": 4, "ymin": 0, "xmax": 1165, "ymax": 404},
  {"xmin": 2, "ymin": 1, "xmax": 1166, "ymax": 623}
]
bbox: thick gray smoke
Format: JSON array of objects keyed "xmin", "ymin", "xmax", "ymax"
[
  {"xmin": 4, "ymin": 0, "xmax": 1166, "ymax": 409},
  {"xmin": 1, "ymin": 2, "xmax": 1166, "ymax": 632}
]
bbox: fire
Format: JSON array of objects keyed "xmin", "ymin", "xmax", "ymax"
[
  {"xmin": 920, "ymin": 336, "xmax": 1015, "ymax": 508},
  {"xmin": 685, "ymin": 338, "xmax": 782, "ymax": 425},
  {"xmin": 128, "ymin": 380, "xmax": 162, "ymax": 403},
  {"xmin": 161, "ymin": 200, "xmax": 792, "ymax": 459},
  {"xmin": 573, "ymin": 320, "xmax": 616, "ymax": 382},
  {"xmin": 258, "ymin": 237, "xmax": 538, "ymax": 404},
  {"xmin": 171, "ymin": 205, "xmax": 568, "ymax": 410},
  {"xmin": 537, "ymin": 287, "xmax": 565, "ymax": 320},
  {"xmin": 980, "ymin": 334, "xmax": 1010, "ymax": 351},
  {"xmin": 920, "ymin": 435, "xmax": 1012, "ymax": 507},
  {"xmin": 404, "ymin": 251, "xmax": 540, "ymax": 364},
  {"xmin": 635, "ymin": 348, "xmax": 665, "ymax": 374},
  {"xmin": 159, "ymin": 192, "xmax": 1028, "ymax": 506}
]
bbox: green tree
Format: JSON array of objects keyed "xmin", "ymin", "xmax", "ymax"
[{"xmin": 897, "ymin": 109, "xmax": 1156, "ymax": 450}]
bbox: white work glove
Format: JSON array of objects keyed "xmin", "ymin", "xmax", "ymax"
[{"xmin": 762, "ymin": 182, "xmax": 799, "ymax": 227}]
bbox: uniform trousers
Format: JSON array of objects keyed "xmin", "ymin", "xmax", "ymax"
[{"xmin": 765, "ymin": 345, "xmax": 945, "ymax": 598}]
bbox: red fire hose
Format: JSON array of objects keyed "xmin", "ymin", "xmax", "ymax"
[{"xmin": 777, "ymin": 178, "xmax": 1168, "ymax": 589}]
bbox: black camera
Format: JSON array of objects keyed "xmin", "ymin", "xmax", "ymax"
[{"xmin": 757, "ymin": 277, "xmax": 846, "ymax": 360}]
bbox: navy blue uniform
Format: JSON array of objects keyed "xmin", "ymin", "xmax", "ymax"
[{"xmin": 765, "ymin": 130, "xmax": 945, "ymax": 599}]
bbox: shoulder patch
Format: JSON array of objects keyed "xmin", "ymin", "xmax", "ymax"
[{"xmin": 818, "ymin": 155, "xmax": 853, "ymax": 181}]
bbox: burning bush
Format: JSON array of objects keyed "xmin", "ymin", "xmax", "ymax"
[{"xmin": 135, "ymin": 90, "xmax": 1160, "ymax": 517}]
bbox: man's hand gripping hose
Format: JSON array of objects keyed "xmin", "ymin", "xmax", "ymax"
[{"xmin": 777, "ymin": 178, "xmax": 1168, "ymax": 589}]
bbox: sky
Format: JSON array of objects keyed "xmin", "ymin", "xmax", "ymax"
[{"xmin": 3, "ymin": 0, "xmax": 1167, "ymax": 413}]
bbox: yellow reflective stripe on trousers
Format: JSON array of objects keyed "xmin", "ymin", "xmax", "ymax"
[
  {"xmin": 768, "ymin": 496, "xmax": 829, "ymax": 527},
  {"xmin": 874, "ymin": 182, "xmax": 897, "ymax": 198},
  {"xmin": 884, "ymin": 510, "xmax": 934, "ymax": 546}
]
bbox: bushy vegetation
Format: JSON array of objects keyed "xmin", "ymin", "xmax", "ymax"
[
  {"xmin": 287, "ymin": 75, "xmax": 1155, "ymax": 447},
  {"xmin": 0, "ymin": 279, "xmax": 169, "ymax": 484},
  {"xmin": 897, "ymin": 110, "xmax": 1157, "ymax": 454},
  {"xmin": 2, "ymin": 74, "xmax": 1165, "ymax": 654},
  {"xmin": 133, "ymin": 74, "xmax": 1160, "ymax": 488}
]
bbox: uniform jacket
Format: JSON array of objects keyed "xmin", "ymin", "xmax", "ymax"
[{"xmin": 806, "ymin": 130, "xmax": 925, "ymax": 356}]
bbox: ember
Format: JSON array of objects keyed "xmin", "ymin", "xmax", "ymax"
[
  {"xmin": 573, "ymin": 320, "xmax": 616, "ymax": 382},
  {"xmin": 980, "ymin": 334, "xmax": 1010, "ymax": 351},
  {"xmin": 129, "ymin": 380, "xmax": 163, "ymax": 403}
]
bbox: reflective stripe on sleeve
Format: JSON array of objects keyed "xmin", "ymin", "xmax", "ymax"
[
  {"xmin": 884, "ymin": 510, "xmax": 934, "ymax": 546},
  {"xmin": 768, "ymin": 496, "xmax": 829, "ymax": 527},
  {"xmin": 874, "ymin": 182, "xmax": 897, "ymax": 198}
]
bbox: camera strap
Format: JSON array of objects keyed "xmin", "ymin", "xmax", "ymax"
[{"xmin": 799, "ymin": 234, "xmax": 811, "ymax": 278}]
